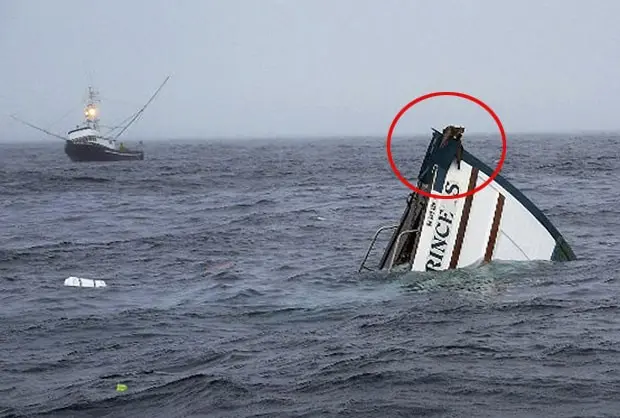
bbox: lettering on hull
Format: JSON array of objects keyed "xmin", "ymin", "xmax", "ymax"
[
  {"xmin": 426, "ymin": 201, "xmax": 437, "ymax": 227},
  {"xmin": 425, "ymin": 209, "xmax": 455, "ymax": 271},
  {"xmin": 424, "ymin": 179, "xmax": 461, "ymax": 271}
]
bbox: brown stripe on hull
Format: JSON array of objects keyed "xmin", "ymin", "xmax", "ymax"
[
  {"xmin": 449, "ymin": 167, "xmax": 479, "ymax": 269},
  {"xmin": 484, "ymin": 194, "xmax": 505, "ymax": 262}
]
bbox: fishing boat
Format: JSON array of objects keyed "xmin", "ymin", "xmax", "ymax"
[
  {"xmin": 11, "ymin": 75, "xmax": 170, "ymax": 162},
  {"xmin": 358, "ymin": 126, "xmax": 576, "ymax": 273}
]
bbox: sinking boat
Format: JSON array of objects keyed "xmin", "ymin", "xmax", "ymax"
[
  {"xmin": 10, "ymin": 75, "xmax": 170, "ymax": 162},
  {"xmin": 359, "ymin": 126, "xmax": 576, "ymax": 273}
]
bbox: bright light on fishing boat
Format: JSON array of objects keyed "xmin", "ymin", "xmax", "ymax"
[{"xmin": 87, "ymin": 108, "xmax": 96, "ymax": 117}]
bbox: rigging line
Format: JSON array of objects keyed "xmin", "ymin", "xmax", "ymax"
[
  {"xmin": 99, "ymin": 96, "xmax": 143, "ymax": 107},
  {"xmin": 44, "ymin": 103, "xmax": 84, "ymax": 131},
  {"xmin": 113, "ymin": 75, "xmax": 171, "ymax": 140},
  {"xmin": 9, "ymin": 114, "xmax": 66, "ymax": 141},
  {"xmin": 102, "ymin": 109, "xmax": 142, "ymax": 137}
]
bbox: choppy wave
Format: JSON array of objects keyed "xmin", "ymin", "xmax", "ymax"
[{"xmin": 1, "ymin": 135, "xmax": 619, "ymax": 417}]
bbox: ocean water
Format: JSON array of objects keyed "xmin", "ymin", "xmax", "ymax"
[{"xmin": 1, "ymin": 133, "xmax": 619, "ymax": 418}]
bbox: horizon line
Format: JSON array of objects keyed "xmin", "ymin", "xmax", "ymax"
[{"xmin": 1, "ymin": 127, "xmax": 619, "ymax": 144}]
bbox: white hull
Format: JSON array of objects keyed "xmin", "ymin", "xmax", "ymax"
[
  {"xmin": 359, "ymin": 128, "xmax": 575, "ymax": 274},
  {"xmin": 67, "ymin": 126, "xmax": 116, "ymax": 150},
  {"xmin": 411, "ymin": 159, "xmax": 563, "ymax": 272}
]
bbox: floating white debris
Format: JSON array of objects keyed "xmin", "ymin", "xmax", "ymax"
[{"xmin": 64, "ymin": 276, "xmax": 107, "ymax": 288}]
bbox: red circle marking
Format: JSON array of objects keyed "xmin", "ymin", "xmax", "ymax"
[{"xmin": 386, "ymin": 91, "xmax": 507, "ymax": 200}]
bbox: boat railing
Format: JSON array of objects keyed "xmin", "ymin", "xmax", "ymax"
[
  {"xmin": 358, "ymin": 224, "xmax": 399, "ymax": 272},
  {"xmin": 387, "ymin": 228, "xmax": 420, "ymax": 271}
]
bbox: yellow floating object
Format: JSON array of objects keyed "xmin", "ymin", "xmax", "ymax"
[{"xmin": 116, "ymin": 383, "xmax": 128, "ymax": 392}]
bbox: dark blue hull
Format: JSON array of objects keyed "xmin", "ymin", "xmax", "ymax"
[{"xmin": 64, "ymin": 141, "xmax": 144, "ymax": 162}]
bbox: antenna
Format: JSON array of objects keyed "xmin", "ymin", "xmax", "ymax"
[{"xmin": 84, "ymin": 85, "xmax": 100, "ymax": 130}]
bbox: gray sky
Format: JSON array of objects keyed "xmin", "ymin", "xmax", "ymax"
[{"xmin": 1, "ymin": 0, "xmax": 619, "ymax": 141}]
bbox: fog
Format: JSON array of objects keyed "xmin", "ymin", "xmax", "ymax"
[{"xmin": 2, "ymin": 0, "xmax": 619, "ymax": 142}]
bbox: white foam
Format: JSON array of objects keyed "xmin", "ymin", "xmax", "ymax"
[{"xmin": 64, "ymin": 276, "xmax": 107, "ymax": 288}]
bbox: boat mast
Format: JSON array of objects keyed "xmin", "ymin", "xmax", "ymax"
[{"xmin": 84, "ymin": 86, "xmax": 100, "ymax": 131}]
